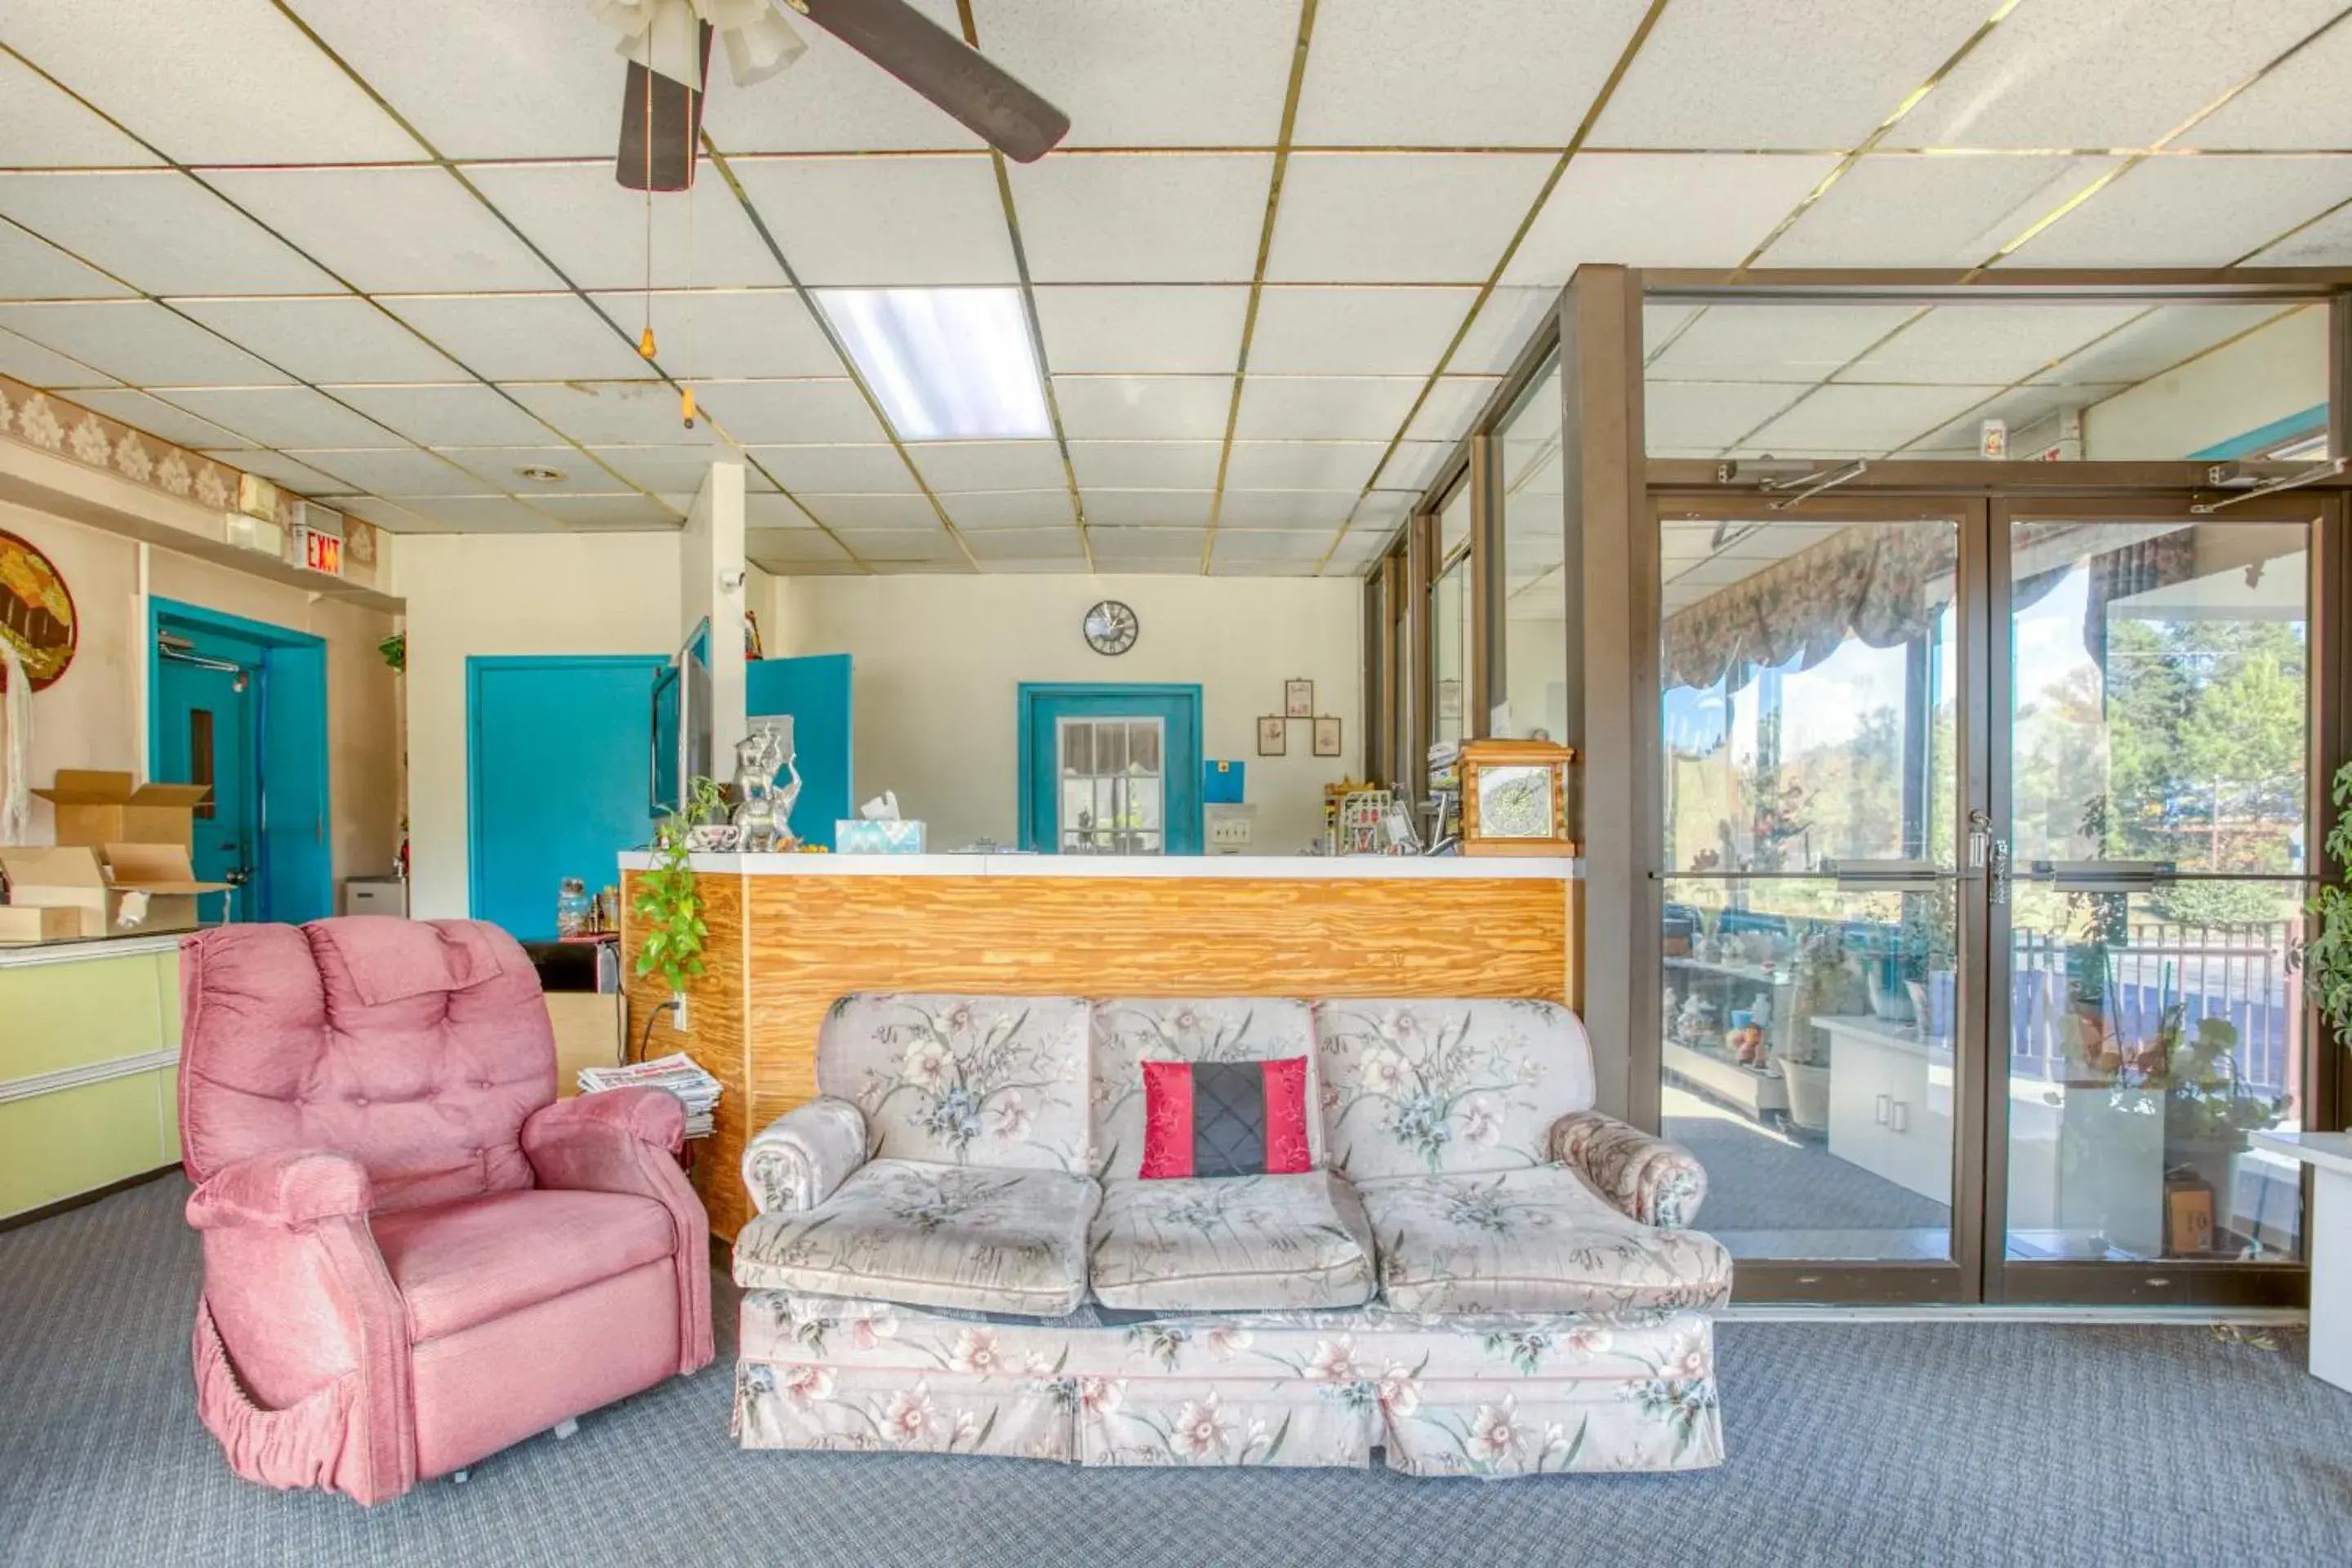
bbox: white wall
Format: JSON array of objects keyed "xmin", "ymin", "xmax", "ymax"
[
  {"xmin": 767, "ymin": 573, "xmax": 1365, "ymax": 853},
  {"xmin": 682, "ymin": 462, "xmax": 747, "ymax": 761},
  {"xmin": 2084, "ymin": 306, "xmax": 2328, "ymax": 460},
  {"xmin": 397, "ymin": 532, "xmax": 682, "ymax": 919}
]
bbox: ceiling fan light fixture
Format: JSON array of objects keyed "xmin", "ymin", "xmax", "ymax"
[{"xmin": 816, "ymin": 287, "xmax": 1051, "ymax": 442}]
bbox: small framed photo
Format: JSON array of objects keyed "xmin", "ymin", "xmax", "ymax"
[
  {"xmin": 1284, "ymin": 678, "xmax": 1315, "ymax": 718},
  {"xmin": 1257, "ymin": 715, "xmax": 1288, "ymax": 756},
  {"xmin": 1312, "ymin": 715, "xmax": 1342, "ymax": 757}
]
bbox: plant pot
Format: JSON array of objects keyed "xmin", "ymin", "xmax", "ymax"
[{"xmin": 1780, "ymin": 1059, "xmax": 1833, "ymax": 1133}]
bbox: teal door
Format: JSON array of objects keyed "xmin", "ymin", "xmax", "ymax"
[
  {"xmin": 154, "ymin": 629, "xmax": 264, "ymax": 924},
  {"xmin": 1018, "ymin": 684, "xmax": 1202, "ymax": 854},
  {"xmin": 746, "ymin": 653, "xmax": 853, "ymax": 849}
]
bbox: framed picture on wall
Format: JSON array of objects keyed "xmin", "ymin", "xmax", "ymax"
[
  {"xmin": 1284, "ymin": 678, "xmax": 1314, "ymax": 718},
  {"xmin": 1312, "ymin": 716, "xmax": 1342, "ymax": 757},
  {"xmin": 1257, "ymin": 715, "xmax": 1287, "ymax": 756}
]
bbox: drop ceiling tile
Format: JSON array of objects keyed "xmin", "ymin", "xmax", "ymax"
[
  {"xmin": 976, "ymin": 0, "xmax": 1300, "ymax": 146},
  {"xmin": 0, "ymin": 172, "xmax": 336, "ymax": 296},
  {"xmin": 1891, "ymin": 0, "xmax": 2346, "ymax": 150},
  {"xmin": 287, "ymin": 447, "xmax": 504, "ymax": 497},
  {"xmin": 1067, "ymin": 441, "xmax": 1223, "ymax": 488},
  {"xmin": 1211, "ymin": 530, "xmax": 1336, "ymax": 563},
  {"xmin": 910, "ymin": 440, "xmax": 1067, "ymax": 491},
  {"xmin": 1745, "ymin": 384, "xmax": 2002, "ymax": 455},
  {"xmin": 336, "ymin": 496, "xmax": 448, "ymax": 533},
  {"xmin": 746, "ymin": 493, "xmax": 819, "ymax": 529},
  {"xmin": 2050, "ymin": 303, "xmax": 2303, "ymax": 385},
  {"xmin": 169, "ymin": 297, "xmax": 462, "ymax": 385},
  {"xmin": 376, "ymin": 497, "xmax": 561, "ymax": 533},
  {"xmin": 198, "ymin": 448, "xmax": 354, "ymax": 496},
  {"xmin": 467, "ymin": 167, "xmax": 785, "ymax": 291},
  {"xmin": 1081, "ymin": 491, "xmax": 1215, "ymax": 527},
  {"xmin": 1384, "ymin": 440, "xmax": 1455, "ymax": 491},
  {"xmin": 965, "ymin": 528, "xmax": 1084, "ymax": 562},
  {"xmin": 1835, "ymin": 305, "xmax": 2148, "ymax": 385},
  {"xmin": 1592, "ymin": 0, "xmax": 1995, "ymax": 149},
  {"xmin": 1008, "ymin": 154, "xmax": 1271, "ymax": 283},
  {"xmin": 834, "ymin": 526, "xmax": 960, "ymax": 559},
  {"xmin": 581, "ymin": 290, "xmax": 840, "ymax": 380},
  {"xmin": 572, "ymin": 447, "xmax": 757, "ymax": 494},
  {"xmin": 1997, "ymin": 156, "xmax": 2352, "ymax": 267},
  {"xmin": 1767, "ymin": 155, "xmax": 2121, "ymax": 269},
  {"xmin": 941, "ymin": 491, "xmax": 1075, "ymax": 529},
  {"xmin": 1503, "ymin": 154, "xmax": 1839, "ymax": 287},
  {"xmin": 1296, "ymin": 0, "xmax": 1655, "ymax": 146},
  {"xmin": 704, "ymin": 0, "xmax": 978, "ymax": 153},
  {"xmin": 0, "ymin": 222, "xmax": 136, "ymax": 301},
  {"xmin": 157, "ymin": 387, "xmax": 404, "ymax": 449},
  {"xmin": 1642, "ymin": 381, "xmax": 1809, "ymax": 452},
  {"xmin": 727, "ymin": 158, "xmax": 1016, "ymax": 285},
  {"xmin": 497, "ymin": 381, "xmax": 716, "ymax": 446},
  {"xmin": 2, "ymin": 0, "xmax": 421, "ymax": 163},
  {"xmin": 749, "ymin": 528, "xmax": 856, "ymax": 568},
  {"xmin": 1215, "ymin": 492, "xmax": 1356, "ymax": 529},
  {"xmin": 694, "ymin": 379, "xmax": 889, "ymax": 444},
  {"xmin": 1234, "ymin": 376, "xmax": 1422, "ymax": 440},
  {"xmin": 1353, "ymin": 491, "xmax": 1416, "ymax": 528},
  {"xmin": 1053, "ymin": 375, "xmax": 1233, "ymax": 439},
  {"xmin": 800, "ymin": 493, "xmax": 945, "ymax": 530},
  {"xmin": 205, "ymin": 168, "xmax": 561, "ymax": 294},
  {"xmin": 70, "ymin": 390, "xmax": 249, "ymax": 449},
  {"xmin": 1249, "ymin": 287, "xmax": 1477, "ymax": 376},
  {"xmin": 0, "ymin": 301, "xmax": 289, "ymax": 386},
  {"xmin": 534, "ymin": 492, "xmax": 688, "ymax": 528},
  {"xmin": 0, "ymin": 53, "xmax": 161, "ymax": 168},
  {"xmin": 1031, "ymin": 286, "xmax": 1247, "ymax": 373},
  {"xmin": 1091, "ymin": 525, "xmax": 1207, "ymax": 562},
  {"xmin": 2247, "ymin": 201, "xmax": 2352, "ymax": 266},
  {"xmin": 1452, "ymin": 287, "xmax": 1557, "ymax": 375},
  {"xmin": 1223, "ymin": 441, "xmax": 1385, "ymax": 490},
  {"xmin": 2181, "ymin": 18, "xmax": 2352, "ymax": 149},
  {"xmin": 746, "ymin": 444, "xmax": 915, "ymax": 493},
  {"xmin": 438, "ymin": 449, "xmax": 625, "ymax": 494},
  {"xmin": 1268, "ymin": 154, "xmax": 1554, "ymax": 283},
  {"xmin": 1650, "ymin": 304, "xmax": 1921, "ymax": 381},
  {"xmin": 1398, "ymin": 376, "xmax": 1500, "ymax": 445},
  {"xmin": 328, "ymin": 384, "xmax": 564, "ymax": 447},
  {"xmin": 0, "ymin": 325, "xmax": 118, "ymax": 390},
  {"xmin": 379, "ymin": 296, "xmax": 655, "ymax": 382}
]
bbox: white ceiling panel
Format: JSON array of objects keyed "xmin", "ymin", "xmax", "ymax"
[
  {"xmin": 854, "ymin": 532, "xmax": 967, "ymax": 566},
  {"xmin": 2180, "ymin": 19, "xmax": 2352, "ymax": 149},
  {"xmin": 1090, "ymin": 525, "xmax": 1207, "ymax": 561},
  {"xmin": 727, "ymin": 158, "xmax": 1015, "ymax": 285},
  {"xmin": 748, "ymin": 528, "xmax": 856, "ymax": 568},
  {"xmin": 336, "ymin": 496, "xmax": 449, "ymax": 533},
  {"xmin": 1353, "ymin": 491, "xmax": 1415, "ymax": 528},
  {"xmin": 1067, "ymin": 441, "xmax": 1223, "ymax": 488},
  {"xmin": 695, "ymin": 379, "xmax": 889, "ymax": 444},
  {"xmin": 1267, "ymin": 154, "xmax": 1555, "ymax": 283},
  {"xmin": 2247, "ymin": 201, "xmax": 2352, "ymax": 266},
  {"xmin": 1234, "ymin": 376, "xmax": 1423, "ymax": 440},
  {"xmin": 800, "ymin": 493, "xmax": 945, "ymax": 530},
  {"xmin": 745, "ymin": 443, "xmax": 915, "ymax": 493},
  {"xmin": 69, "ymin": 390, "xmax": 249, "ymax": 449},
  {"xmin": 1642, "ymin": 381, "xmax": 1807, "ymax": 452},
  {"xmin": 704, "ymin": 0, "xmax": 979, "ymax": 153},
  {"xmin": 965, "ymin": 528, "xmax": 1084, "ymax": 562},
  {"xmin": 0, "ymin": 325, "xmax": 117, "ymax": 390},
  {"xmin": 1031, "ymin": 286, "xmax": 1247, "ymax": 373},
  {"xmin": 2051, "ymin": 303, "xmax": 2302, "ymax": 386},
  {"xmin": 495, "ymin": 381, "xmax": 716, "ymax": 446},
  {"xmin": 1008, "ymin": 154, "xmax": 1271, "ymax": 283},
  {"xmin": 1767, "ymin": 155, "xmax": 2121, "ymax": 269},
  {"xmin": 330, "ymin": 384, "xmax": 568, "ymax": 448},
  {"xmin": 1383, "ymin": 440, "xmax": 1456, "ymax": 491},
  {"xmin": 1888, "ymin": 0, "xmax": 2345, "ymax": 150},
  {"xmin": 1214, "ymin": 491, "xmax": 1356, "ymax": 529},
  {"xmin": 1247, "ymin": 287, "xmax": 1476, "ymax": 376},
  {"xmin": 583, "ymin": 446, "xmax": 765, "ymax": 494},
  {"xmin": 0, "ymin": 301, "xmax": 291, "ymax": 385},
  {"xmin": 1648, "ymin": 304, "xmax": 1920, "ymax": 382},
  {"xmin": 1081, "ymin": 491, "xmax": 1215, "ymax": 527},
  {"xmin": 379, "ymin": 295, "xmax": 657, "ymax": 383},
  {"xmin": 746, "ymin": 493, "xmax": 818, "ymax": 529},
  {"xmin": 1451, "ymin": 287, "xmax": 1556, "ymax": 376},
  {"xmin": 1997, "ymin": 156, "xmax": 2352, "ymax": 267},
  {"xmin": 1053, "ymin": 376, "xmax": 1233, "ymax": 439},
  {"xmin": 0, "ymin": 53, "xmax": 161, "ymax": 168},
  {"xmin": 1835, "ymin": 305, "xmax": 2149, "ymax": 385},
  {"xmin": 157, "ymin": 387, "xmax": 403, "ymax": 450},
  {"xmin": 1223, "ymin": 441, "xmax": 1386, "ymax": 490},
  {"xmin": 287, "ymin": 448, "xmax": 507, "ymax": 497},
  {"xmin": 1592, "ymin": 0, "xmax": 1993, "ymax": 149},
  {"xmin": 1296, "ymin": 0, "xmax": 1655, "ymax": 146},
  {"xmin": 2, "ymin": 0, "xmax": 421, "ymax": 164},
  {"xmin": 1503, "ymin": 154, "xmax": 1838, "ymax": 287},
  {"xmin": 1745, "ymin": 383, "xmax": 2002, "ymax": 454},
  {"xmin": 910, "ymin": 440, "xmax": 1067, "ymax": 491},
  {"xmin": 581, "ymin": 290, "xmax": 840, "ymax": 381},
  {"xmin": 465, "ymin": 166, "xmax": 784, "ymax": 291},
  {"xmin": 0, "ymin": 172, "xmax": 336, "ymax": 296},
  {"xmin": 939, "ymin": 491, "xmax": 1074, "ymax": 529},
  {"xmin": 534, "ymin": 495, "xmax": 689, "ymax": 529},
  {"xmin": 207, "ymin": 167, "xmax": 562, "ymax": 294},
  {"xmin": 170, "ymin": 297, "xmax": 461, "ymax": 385},
  {"xmin": 384, "ymin": 497, "xmax": 564, "ymax": 533},
  {"xmin": 0, "ymin": 222, "xmax": 136, "ymax": 300},
  {"xmin": 1397, "ymin": 376, "xmax": 1500, "ymax": 445},
  {"xmin": 974, "ymin": 0, "xmax": 1301, "ymax": 146},
  {"xmin": 1212, "ymin": 530, "xmax": 1336, "ymax": 564},
  {"xmin": 203, "ymin": 448, "xmax": 368, "ymax": 496}
]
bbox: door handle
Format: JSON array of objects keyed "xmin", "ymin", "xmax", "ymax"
[{"xmin": 1969, "ymin": 808, "xmax": 2010, "ymax": 906}]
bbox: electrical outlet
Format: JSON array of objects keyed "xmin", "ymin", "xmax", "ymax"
[
  {"xmin": 670, "ymin": 994, "xmax": 689, "ymax": 1031},
  {"xmin": 1209, "ymin": 817, "xmax": 1252, "ymax": 848}
]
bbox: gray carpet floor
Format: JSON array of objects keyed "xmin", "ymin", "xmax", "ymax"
[
  {"xmin": 4, "ymin": 1176, "xmax": 2350, "ymax": 1568},
  {"xmin": 1665, "ymin": 1114, "xmax": 1953, "ymax": 1236}
]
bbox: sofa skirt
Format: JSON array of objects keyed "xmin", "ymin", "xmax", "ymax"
[{"xmin": 733, "ymin": 1291, "xmax": 1722, "ymax": 1477}]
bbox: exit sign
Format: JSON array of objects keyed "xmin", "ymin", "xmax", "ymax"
[{"xmin": 298, "ymin": 526, "xmax": 343, "ymax": 577}]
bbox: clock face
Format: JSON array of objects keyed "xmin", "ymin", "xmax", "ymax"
[{"xmin": 1084, "ymin": 599, "xmax": 1138, "ymax": 656}]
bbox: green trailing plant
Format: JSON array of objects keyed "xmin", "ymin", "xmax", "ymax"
[
  {"xmin": 2301, "ymin": 759, "xmax": 2352, "ymax": 1054},
  {"xmin": 630, "ymin": 776, "xmax": 728, "ymax": 997},
  {"xmin": 378, "ymin": 632, "xmax": 405, "ymax": 672}
]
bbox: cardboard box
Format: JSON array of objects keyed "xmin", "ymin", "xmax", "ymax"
[
  {"xmin": 0, "ymin": 904, "xmax": 84, "ymax": 944},
  {"xmin": 33, "ymin": 771, "xmax": 212, "ymax": 850},
  {"xmin": 0, "ymin": 845, "xmax": 118, "ymax": 939},
  {"xmin": 100, "ymin": 842, "xmax": 230, "ymax": 936}
]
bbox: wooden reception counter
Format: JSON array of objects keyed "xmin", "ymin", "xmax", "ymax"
[{"xmin": 616, "ymin": 853, "xmax": 1582, "ymax": 1241}]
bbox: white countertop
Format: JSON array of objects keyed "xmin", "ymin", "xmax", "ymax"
[
  {"xmin": 2252, "ymin": 1129, "xmax": 2352, "ymax": 1177},
  {"xmin": 0, "ymin": 932, "xmax": 185, "ymax": 969},
  {"xmin": 617, "ymin": 852, "xmax": 1581, "ymax": 881}
]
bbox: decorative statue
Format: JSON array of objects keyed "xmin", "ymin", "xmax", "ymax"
[{"xmin": 730, "ymin": 719, "xmax": 802, "ymax": 853}]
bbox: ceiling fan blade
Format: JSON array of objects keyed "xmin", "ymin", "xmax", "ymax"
[
  {"xmin": 798, "ymin": 0, "xmax": 1071, "ymax": 163},
  {"xmin": 615, "ymin": 22, "xmax": 713, "ymax": 192}
]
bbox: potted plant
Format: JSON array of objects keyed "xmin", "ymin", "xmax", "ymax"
[
  {"xmin": 631, "ymin": 776, "xmax": 725, "ymax": 1005},
  {"xmin": 1780, "ymin": 924, "xmax": 1855, "ymax": 1134},
  {"xmin": 2301, "ymin": 759, "xmax": 2352, "ymax": 1061}
]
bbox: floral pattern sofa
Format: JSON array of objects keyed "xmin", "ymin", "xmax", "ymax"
[{"xmin": 733, "ymin": 994, "xmax": 1731, "ymax": 1477}]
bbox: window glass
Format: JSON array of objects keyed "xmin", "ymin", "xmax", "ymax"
[{"xmin": 1499, "ymin": 359, "xmax": 1566, "ymax": 741}]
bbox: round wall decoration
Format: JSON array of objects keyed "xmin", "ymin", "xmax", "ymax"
[
  {"xmin": 0, "ymin": 528, "xmax": 77, "ymax": 691},
  {"xmin": 1082, "ymin": 599, "xmax": 1138, "ymax": 656}
]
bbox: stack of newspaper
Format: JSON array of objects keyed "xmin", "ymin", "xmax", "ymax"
[{"xmin": 577, "ymin": 1052, "xmax": 721, "ymax": 1139}]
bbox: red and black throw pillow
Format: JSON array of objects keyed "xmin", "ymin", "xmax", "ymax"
[{"xmin": 1140, "ymin": 1057, "xmax": 1312, "ymax": 1178}]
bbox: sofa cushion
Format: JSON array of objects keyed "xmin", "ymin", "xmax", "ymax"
[
  {"xmin": 1089, "ymin": 1172, "xmax": 1376, "ymax": 1312},
  {"xmin": 1139, "ymin": 1058, "xmax": 1313, "ymax": 1179},
  {"xmin": 1359, "ymin": 1167, "xmax": 1732, "ymax": 1316},
  {"xmin": 372, "ymin": 1187, "xmax": 678, "ymax": 1343},
  {"xmin": 817, "ymin": 994, "xmax": 1093, "ymax": 1174},
  {"xmin": 733, "ymin": 1158, "xmax": 1099, "ymax": 1317},
  {"xmin": 1092, "ymin": 997, "xmax": 1325, "ymax": 1178},
  {"xmin": 1315, "ymin": 1000, "xmax": 1595, "ymax": 1179}
]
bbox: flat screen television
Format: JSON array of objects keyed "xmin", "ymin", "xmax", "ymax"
[{"xmin": 650, "ymin": 621, "xmax": 712, "ymax": 815}]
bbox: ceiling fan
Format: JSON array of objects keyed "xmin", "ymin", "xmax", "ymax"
[{"xmin": 590, "ymin": 0, "xmax": 1071, "ymax": 191}]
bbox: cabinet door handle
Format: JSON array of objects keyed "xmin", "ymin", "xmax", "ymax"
[
  {"xmin": 1874, "ymin": 1094, "xmax": 1891, "ymax": 1125},
  {"xmin": 1890, "ymin": 1100, "xmax": 1910, "ymax": 1134}
]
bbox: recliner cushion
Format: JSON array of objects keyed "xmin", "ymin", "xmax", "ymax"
[
  {"xmin": 372, "ymin": 1187, "xmax": 678, "ymax": 1343},
  {"xmin": 1089, "ymin": 1171, "xmax": 1376, "ymax": 1312}
]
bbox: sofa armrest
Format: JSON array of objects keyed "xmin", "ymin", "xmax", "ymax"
[
  {"xmin": 742, "ymin": 1097, "xmax": 867, "ymax": 1215},
  {"xmin": 1551, "ymin": 1111, "xmax": 1708, "ymax": 1230}
]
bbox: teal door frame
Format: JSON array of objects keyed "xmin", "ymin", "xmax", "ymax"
[
  {"xmin": 147, "ymin": 597, "xmax": 332, "ymax": 924},
  {"xmin": 1017, "ymin": 682, "xmax": 1203, "ymax": 854}
]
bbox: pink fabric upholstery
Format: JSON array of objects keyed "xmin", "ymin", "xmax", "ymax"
[{"xmin": 178, "ymin": 918, "xmax": 713, "ymax": 1506}]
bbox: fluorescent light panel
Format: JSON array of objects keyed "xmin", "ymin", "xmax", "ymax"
[{"xmin": 815, "ymin": 287, "xmax": 1049, "ymax": 440}]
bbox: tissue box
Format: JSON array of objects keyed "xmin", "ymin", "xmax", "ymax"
[{"xmin": 836, "ymin": 819, "xmax": 926, "ymax": 854}]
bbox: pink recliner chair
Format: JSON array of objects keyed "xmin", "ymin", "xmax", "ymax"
[{"xmin": 178, "ymin": 918, "xmax": 713, "ymax": 1506}]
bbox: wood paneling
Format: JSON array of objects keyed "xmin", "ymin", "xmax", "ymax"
[{"xmin": 621, "ymin": 871, "xmax": 751, "ymax": 1235}]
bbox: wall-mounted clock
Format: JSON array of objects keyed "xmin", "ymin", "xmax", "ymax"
[{"xmin": 1083, "ymin": 599, "xmax": 1138, "ymax": 656}]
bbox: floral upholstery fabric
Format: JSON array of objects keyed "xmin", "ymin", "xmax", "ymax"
[
  {"xmin": 817, "ymin": 994, "xmax": 1093, "ymax": 1174},
  {"xmin": 1090, "ymin": 998, "xmax": 1325, "ymax": 1178},
  {"xmin": 742, "ymin": 1097, "xmax": 867, "ymax": 1215},
  {"xmin": 1087, "ymin": 1172, "xmax": 1376, "ymax": 1312},
  {"xmin": 1552, "ymin": 1111, "xmax": 1708, "ymax": 1230},
  {"xmin": 1314, "ymin": 1000, "xmax": 1596, "ymax": 1178},
  {"xmin": 733, "ymin": 1159, "xmax": 1100, "ymax": 1316},
  {"xmin": 1357, "ymin": 1167, "xmax": 1732, "ymax": 1316}
]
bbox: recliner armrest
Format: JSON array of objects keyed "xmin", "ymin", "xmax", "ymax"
[
  {"xmin": 742, "ymin": 1097, "xmax": 867, "ymax": 1214},
  {"xmin": 186, "ymin": 1148, "xmax": 374, "ymax": 1233},
  {"xmin": 1551, "ymin": 1111, "xmax": 1708, "ymax": 1230}
]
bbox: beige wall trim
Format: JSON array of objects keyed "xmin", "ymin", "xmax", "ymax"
[{"xmin": 0, "ymin": 1047, "xmax": 180, "ymax": 1107}]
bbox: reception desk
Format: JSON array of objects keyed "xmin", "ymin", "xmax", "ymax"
[{"xmin": 617, "ymin": 853, "xmax": 1583, "ymax": 1241}]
